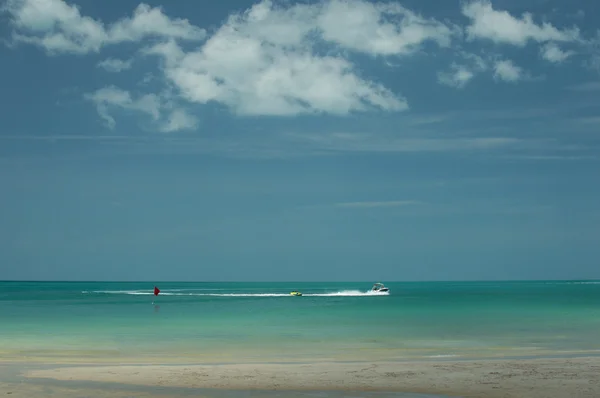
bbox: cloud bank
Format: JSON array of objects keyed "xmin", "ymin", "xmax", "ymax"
[{"xmin": 2, "ymin": 0, "xmax": 597, "ymax": 132}]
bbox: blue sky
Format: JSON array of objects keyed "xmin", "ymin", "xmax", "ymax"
[{"xmin": 1, "ymin": 0, "xmax": 599, "ymax": 281}]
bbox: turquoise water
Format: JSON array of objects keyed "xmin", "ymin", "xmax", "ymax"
[{"xmin": 2, "ymin": 281, "xmax": 600, "ymax": 363}]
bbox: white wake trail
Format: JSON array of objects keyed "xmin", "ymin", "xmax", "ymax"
[{"xmin": 83, "ymin": 289, "xmax": 389, "ymax": 297}]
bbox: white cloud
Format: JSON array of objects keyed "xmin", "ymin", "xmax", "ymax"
[
  {"xmin": 84, "ymin": 86, "xmax": 161, "ymax": 129},
  {"xmin": 159, "ymin": 109, "xmax": 198, "ymax": 133},
  {"xmin": 493, "ymin": 60, "xmax": 523, "ymax": 82},
  {"xmin": 438, "ymin": 64, "xmax": 475, "ymax": 88},
  {"xmin": 145, "ymin": 0, "xmax": 423, "ymax": 117},
  {"xmin": 84, "ymin": 85, "xmax": 198, "ymax": 132},
  {"xmin": 97, "ymin": 57, "xmax": 133, "ymax": 72},
  {"xmin": 5, "ymin": 0, "xmax": 595, "ymax": 129},
  {"xmin": 438, "ymin": 52, "xmax": 488, "ymax": 88},
  {"xmin": 540, "ymin": 43, "xmax": 574, "ymax": 63},
  {"xmin": 4, "ymin": 0, "xmax": 205, "ymax": 54},
  {"xmin": 317, "ymin": 0, "xmax": 456, "ymax": 56},
  {"xmin": 142, "ymin": 39, "xmax": 185, "ymax": 65},
  {"xmin": 462, "ymin": 0, "xmax": 580, "ymax": 46},
  {"xmin": 107, "ymin": 4, "xmax": 205, "ymax": 42}
]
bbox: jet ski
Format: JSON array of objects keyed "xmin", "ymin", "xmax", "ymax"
[
  {"xmin": 290, "ymin": 291, "xmax": 302, "ymax": 296},
  {"xmin": 371, "ymin": 283, "xmax": 389, "ymax": 293}
]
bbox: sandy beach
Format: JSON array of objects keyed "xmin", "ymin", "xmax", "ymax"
[{"xmin": 1, "ymin": 356, "xmax": 597, "ymax": 398}]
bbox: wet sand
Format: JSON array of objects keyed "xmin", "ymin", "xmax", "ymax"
[{"xmin": 4, "ymin": 356, "xmax": 599, "ymax": 398}]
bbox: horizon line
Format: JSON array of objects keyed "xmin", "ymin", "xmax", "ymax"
[{"xmin": 1, "ymin": 278, "xmax": 598, "ymax": 283}]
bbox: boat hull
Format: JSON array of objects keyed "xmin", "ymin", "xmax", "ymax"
[{"xmin": 372, "ymin": 288, "xmax": 389, "ymax": 293}]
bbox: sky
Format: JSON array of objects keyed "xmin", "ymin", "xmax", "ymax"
[{"xmin": 0, "ymin": 0, "xmax": 599, "ymax": 282}]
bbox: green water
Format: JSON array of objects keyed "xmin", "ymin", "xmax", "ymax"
[{"xmin": 1, "ymin": 281, "xmax": 600, "ymax": 363}]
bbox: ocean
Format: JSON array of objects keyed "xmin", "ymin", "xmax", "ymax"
[{"xmin": 2, "ymin": 280, "xmax": 600, "ymax": 364}]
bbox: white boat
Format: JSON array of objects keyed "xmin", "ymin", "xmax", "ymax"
[{"xmin": 371, "ymin": 282, "xmax": 389, "ymax": 293}]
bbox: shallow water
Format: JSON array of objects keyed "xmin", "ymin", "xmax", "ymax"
[{"xmin": 1, "ymin": 281, "xmax": 600, "ymax": 363}]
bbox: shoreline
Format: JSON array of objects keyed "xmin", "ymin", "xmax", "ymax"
[
  {"xmin": 8, "ymin": 355, "xmax": 600, "ymax": 398},
  {"xmin": 3, "ymin": 349, "xmax": 600, "ymax": 366}
]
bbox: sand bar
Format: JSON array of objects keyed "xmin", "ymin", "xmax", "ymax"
[{"xmin": 14, "ymin": 356, "xmax": 600, "ymax": 398}]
